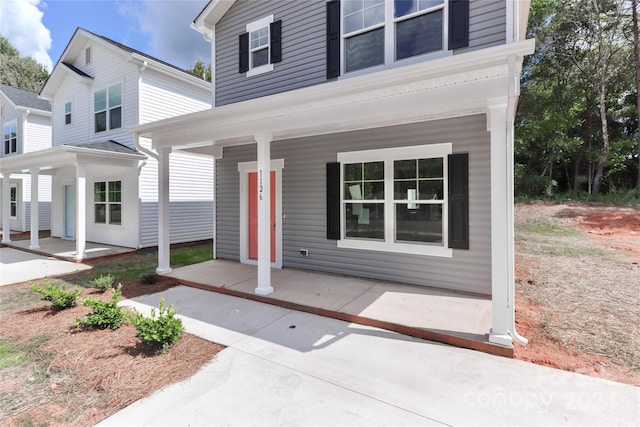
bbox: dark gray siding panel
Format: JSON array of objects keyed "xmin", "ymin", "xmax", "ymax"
[
  {"xmin": 455, "ymin": 0, "xmax": 506, "ymax": 54},
  {"xmin": 216, "ymin": 115, "xmax": 492, "ymax": 295},
  {"xmin": 215, "ymin": 0, "xmax": 326, "ymax": 106}
]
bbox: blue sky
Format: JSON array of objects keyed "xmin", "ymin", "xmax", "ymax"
[{"xmin": 0, "ymin": 0, "xmax": 211, "ymax": 72}]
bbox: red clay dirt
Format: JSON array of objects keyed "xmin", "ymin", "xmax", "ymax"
[{"xmin": 514, "ymin": 202, "xmax": 640, "ymax": 386}]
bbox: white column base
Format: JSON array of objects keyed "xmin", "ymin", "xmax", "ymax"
[
  {"xmin": 489, "ymin": 330, "xmax": 513, "ymax": 346},
  {"xmin": 156, "ymin": 267, "xmax": 173, "ymax": 275},
  {"xmin": 255, "ymin": 286, "xmax": 274, "ymax": 296},
  {"xmin": 1, "ymin": 239, "xmax": 11, "ymax": 244},
  {"xmin": 29, "ymin": 244, "xmax": 40, "ymax": 250}
]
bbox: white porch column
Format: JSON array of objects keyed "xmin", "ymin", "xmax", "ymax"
[
  {"xmin": 29, "ymin": 168, "xmax": 40, "ymax": 249},
  {"xmin": 157, "ymin": 146, "xmax": 172, "ymax": 274},
  {"xmin": 75, "ymin": 163, "xmax": 87, "ymax": 260},
  {"xmin": 255, "ymin": 134, "xmax": 273, "ymax": 295},
  {"xmin": 1, "ymin": 172, "xmax": 11, "ymax": 243},
  {"xmin": 487, "ymin": 98, "xmax": 513, "ymax": 346}
]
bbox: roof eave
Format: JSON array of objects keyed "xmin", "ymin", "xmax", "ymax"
[{"xmin": 132, "ymin": 39, "xmax": 535, "ymax": 148}]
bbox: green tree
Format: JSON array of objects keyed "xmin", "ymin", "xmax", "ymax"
[
  {"xmin": 0, "ymin": 36, "xmax": 49, "ymax": 92},
  {"xmin": 516, "ymin": 0, "xmax": 637, "ymax": 199},
  {"xmin": 187, "ymin": 59, "xmax": 211, "ymax": 82}
]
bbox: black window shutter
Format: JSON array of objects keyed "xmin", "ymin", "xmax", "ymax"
[
  {"xmin": 239, "ymin": 32, "xmax": 249, "ymax": 73},
  {"xmin": 326, "ymin": 162, "xmax": 341, "ymax": 240},
  {"xmin": 270, "ymin": 20, "xmax": 282, "ymax": 63},
  {"xmin": 448, "ymin": 153, "xmax": 469, "ymax": 249},
  {"xmin": 448, "ymin": 0, "xmax": 469, "ymax": 50},
  {"xmin": 326, "ymin": 0, "xmax": 341, "ymax": 79}
]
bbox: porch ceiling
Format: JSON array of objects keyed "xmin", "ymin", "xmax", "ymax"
[
  {"xmin": 0, "ymin": 144, "xmax": 146, "ymax": 175},
  {"xmin": 132, "ymin": 39, "xmax": 535, "ymax": 155}
]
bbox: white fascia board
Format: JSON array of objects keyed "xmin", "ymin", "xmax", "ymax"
[
  {"xmin": 16, "ymin": 106, "xmax": 51, "ymax": 117},
  {"xmin": 132, "ymin": 39, "xmax": 535, "ymax": 149},
  {"xmin": 129, "ymin": 53, "xmax": 211, "ymax": 92},
  {"xmin": 192, "ymin": 0, "xmax": 236, "ymax": 31},
  {"xmin": 0, "ymin": 145, "xmax": 145, "ymax": 174}
]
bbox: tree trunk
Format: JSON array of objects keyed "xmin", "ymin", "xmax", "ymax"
[
  {"xmin": 591, "ymin": 78, "xmax": 610, "ymax": 198},
  {"xmin": 572, "ymin": 144, "xmax": 586, "ymax": 197},
  {"xmin": 632, "ymin": 0, "xmax": 640, "ymax": 197}
]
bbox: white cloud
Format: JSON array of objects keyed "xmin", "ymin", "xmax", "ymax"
[
  {"xmin": 118, "ymin": 0, "xmax": 210, "ymax": 70},
  {"xmin": 0, "ymin": 0, "xmax": 53, "ymax": 71}
]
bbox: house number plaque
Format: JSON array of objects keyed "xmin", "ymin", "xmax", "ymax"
[{"xmin": 259, "ymin": 170, "xmax": 264, "ymax": 201}]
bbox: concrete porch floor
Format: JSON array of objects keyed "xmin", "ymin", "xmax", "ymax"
[
  {"xmin": 163, "ymin": 259, "xmax": 513, "ymax": 357},
  {"xmin": 3, "ymin": 237, "xmax": 135, "ymax": 262}
]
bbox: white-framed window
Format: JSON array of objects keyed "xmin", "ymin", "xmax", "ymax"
[
  {"xmin": 94, "ymin": 180, "xmax": 122, "ymax": 225},
  {"xmin": 342, "ymin": 0, "xmax": 446, "ymax": 74},
  {"xmin": 10, "ymin": 184, "xmax": 17, "ymax": 219},
  {"xmin": 94, "ymin": 84, "xmax": 122, "ymax": 133},
  {"xmin": 85, "ymin": 47, "xmax": 92, "ymax": 65},
  {"xmin": 64, "ymin": 101, "xmax": 72, "ymax": 125},
  {"xmin": 246, "ymin": 15, "xmax": 274, "ymax": 77},
  {"xmin": 337, "ymin": 143, "xmax": 452, "ymax": 257},
  {"xmin": 3, "ymin": 120, "xmax": 17, "ymax": 154}
]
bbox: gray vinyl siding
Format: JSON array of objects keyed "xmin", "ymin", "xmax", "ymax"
[
  {"xmin": 215, "ymin": 114, "xmax": 492, "ymax": 295},
  {"xmin": 454, "ymin": 0, "xmax": 506, "ymax": 54},
  {"xmin": 215, "ymin": 0, "xmax": 326, "ymax": 106},
  {"xmin": 214, "ymin": 0, "xmax": 506, "ymax": 106}
]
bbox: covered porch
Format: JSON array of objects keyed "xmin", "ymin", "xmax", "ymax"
[
  {"xmin": 3, "ymin": 236, "xmax": 134, "ymax": 262},
  {"xmin": 0, "ymin": 142, "xmax": 145, "ymax": 260},
  {"xmin": 162, "ymin": 259, "xmax": 513, "ymax": 357},
  {"xmin": 133, "ymin": 40, "xmax": 536, "ymax": 348}
]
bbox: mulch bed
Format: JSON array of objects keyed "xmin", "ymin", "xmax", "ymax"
[{"xmin": 0, "ymin": 278, "xmax": 224, "ymax": 426}]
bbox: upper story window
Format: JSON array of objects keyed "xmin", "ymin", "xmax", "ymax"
[
  {"xmin": 3, "ymin": 121, "xmax": 17, "ymax": 155},
  {"xmin": 94, "ymin": 84, "xmax": 121, "ymax": 133},
  {"xmin": 343, "ymin": 0, "xmax": 445, "ymax": 73},
  {"xmin": 239, "ymin": 15, "xmax": 282, "ymax": 77},
  {"xmin": 326, "ymin": 0, "xmax": 469, "ymax": 79},
  {"xmin": 85, "ymin": 47, "xmax": 92, "ymax": 65},
  {"xmin": 64, "ymin": 101, "xmax": 72, "ymax": 125}
]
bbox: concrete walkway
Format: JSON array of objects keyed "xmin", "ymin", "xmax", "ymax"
[
  {"xmin": 0, "ymin": 247, "xmax": 91, "ymax": 286},
  {"xmin": 100, "ymin": 286, "xmax": 640, "ymax": 426}
]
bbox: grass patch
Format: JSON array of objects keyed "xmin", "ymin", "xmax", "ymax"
[
  {"xmin": 59, "ymin": 242, "xmax": 213, "ymax": 286},
  {"xmin": 0, "ymin": 339, "xmax": 29, "ymax": 370},
  {"xmin": 0, "ymin": 286, "xmax": 43, "ymax": 313},
  {"xmin": 516, "ymin": 219, "xmax": 580, "ymax": 236},
  {"xmin": 170, "ymin": 244, "xmax": 213, "ymax": 268}
]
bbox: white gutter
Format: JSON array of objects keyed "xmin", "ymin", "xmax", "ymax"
[
  {"xmin": 506, "ymin": 54, "xmax": 528, "ymax": 347},
  {"xmin": 133, "ymin": 131, "xmax": 158, "ymax": 160}
]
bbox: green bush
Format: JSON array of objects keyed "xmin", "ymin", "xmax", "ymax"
[
  {"xmin": 76, "ymin": 284, "xmax": 125, "ymax": 330},
  {"xmin": 30, "ymin": 280, "xmax": 81, "ymax": 310},
  {"xmin": 139, "ymin": 272, "xmax": 158, "ymax": 284},
  {"xmin": 129, "ymin": 297, "xmax": 184, "ymax": 353},
  {"xmin": 88, "ymin": 273, "xmax": 116, "ymax": 292}
]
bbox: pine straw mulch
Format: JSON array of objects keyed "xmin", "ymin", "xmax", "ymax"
[
  {"xmin": 0, "ymin": 278, "xmax": 224, "ymax": 426},
  {"xmin": 513, "ymin": 201, "xmax": 640, "ymax": 386}
]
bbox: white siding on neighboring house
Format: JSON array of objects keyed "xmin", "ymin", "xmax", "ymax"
[
  {"xmin": 53, "ymin": 40, "xmax": 140, "ymax": 149},
  {"xmin": 24, "ymin": 113, "xmax": 52, "ymax": 151},
  {"xmin": 22, "ymin": 174, "xmax": 53, "ymax": 231},
  {"xmin": 52, "ymin": 76, "xmax": 91, "ymax": 147},
  {"xmin": 139, "ymin": 69, "xmax": 210, "ymax": 124},
  {"xmin": 138, "ymin": 137, "xmax": 214, "ymax": 248}
]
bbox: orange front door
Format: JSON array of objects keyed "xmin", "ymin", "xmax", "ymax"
[{"xmin": 248, "ymin": 171, "xmax": 276, "ymax": 261}]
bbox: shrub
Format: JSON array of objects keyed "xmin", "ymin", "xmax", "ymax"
[
  {"xmin": 139, "ymin": 272, "xmax": 158, "ymax": 285},
  {"xmin": 76, "ymin": 285, "xmax": 125, "ymax": 330},
  {"xmin": 88, "ymin": 273, "xmax": 116, "ymax": 292},
  {"xmin": 30, "ymin": 280, "xmax": 81, "ymax": 310},
  {"xmin": 129, "ymin": 297, "xmax": 184, "ymax": 353}
]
